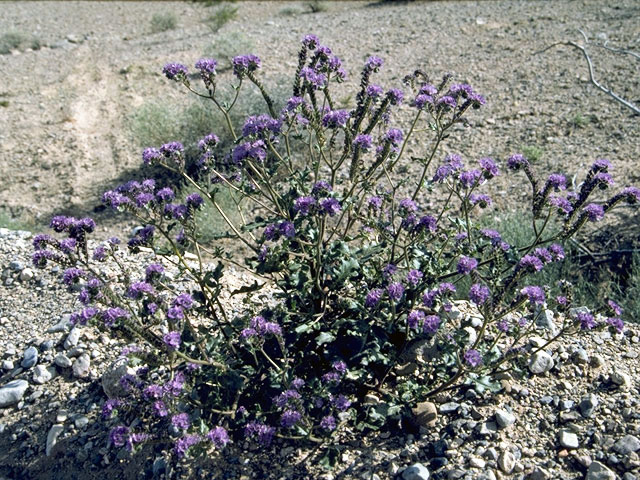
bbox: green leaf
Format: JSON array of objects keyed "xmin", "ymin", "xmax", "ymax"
[
  {"xmin": 318, "ymin": 445, "xmax": 339, "ymax": 470},
  {"xmin": 316, "ymin": 331, "xmax": 336, "ymax": 346},
  {"xmin": 294, "ymin": 323, "xmax": 313, "ymax": 334},
  {"xmin": 230, "ymin": 280, "xmax": 263, "ymax": 297}
]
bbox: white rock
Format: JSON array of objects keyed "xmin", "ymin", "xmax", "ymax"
[
  {"xmin": 46, "ymin": 424, "xmax": 64, "ymax": 456},
  {"xmin": 402, "ymin": 463, "xmax": 430, "ymax": 480},
  {"xmin": 610, "ymin": 371, "xmax": 631, "ymax": 389},
  {"xmin": 64, "ymin": 327, "xmax": 82, "ymax": 350},
  {"xmin": 536, "ymin": 309, "xmax": 558, "ymax": 335},
  {"xmin": 558, "ymin": 429, "xmax": 579, "ymax": 449},
  {"xmin": 0, "ymin": 379, "xmax": 29, "ymax": 407},
  {"xmin": 498, "ymin": 451, "xmax": 516, "ymax": 473},
  {"xmin": 585, "ymin": 461, "xmax": 616, "ymax": 480},
  {"xmin": 102, "ymin": 357, "xmax": 136, "ymax": 398},
  {"xmin": 528, "ymin": 351, "xmax": 554, "ymax": 374},
  {"xmin": 54, "ymin": 353, "xmax": 72, "ymax": 368},
  {"xmin": 32, "ymin": 365, "xmax": 55, "ymax": 384},
  {"xmin": 613, "ymin": 435, "xmax": 640, "ymax": 455},
  {"xmin": 495, "ymin": 409, "xmax": 516, "ymax": 428},
  {"xmin": 469, "ymin": 457, "xmax": 486, "ymax": 468},
  {"xmin": 72, "ymin": 354, "xmax": 91, "ymax": 378},
  {"xmin": 19, "ymin": 268, "xmax": 34, "ymax": 282}
]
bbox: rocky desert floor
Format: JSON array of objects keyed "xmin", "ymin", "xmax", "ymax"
[{"xmin": 0, "ymin": 1, "xmax": 639, "ymax": 479}]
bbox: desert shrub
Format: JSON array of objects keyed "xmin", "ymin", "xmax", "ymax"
[
  {"xmin": 150, "ymin": 12, "xmax": 178, "ymax": 33},
  {"xmin": 0, "ymin": 31, "xmax": 41, "ymax": 54},
  {"xmin": 33, "ymin": 34, "xmax": 638, "ymax": 463},
  {"xmin": 203, "ymin": 4, "xmax": 238, "ymax": 33}
]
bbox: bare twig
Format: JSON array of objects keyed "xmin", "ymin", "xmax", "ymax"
[{"xmin": 536, "ymin": 30, "xmax": 640, "ymax": 115}]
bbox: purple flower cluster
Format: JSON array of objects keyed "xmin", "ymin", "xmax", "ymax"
[
  {"xmin": 195, "ymin": 57, "xmax": 217, "ymax": 75},
  {"xmin": 583, "ymin": 203, "xmax": 604, "ymax": 222},
  {"xmin": 232, "ymin": 139, "xmax": 267, "ymax": 164},
  {"xmin": 353, "ymin": 134, "xmax": 373, "ymax": 152},
  {"xmin": 63, "ymin": 267, "xmax": 85, "ymax": 285},
  {"xmin": 518, "ymin": 255, "xmax": 544, "ymax": 272},
  {"xmin": 479, "ymin": 157, "xmax": 499, "ymax": 178},
  {"xmin": 232, "ymin": 54, "xmax": 261, "ymax": 78},
  {"xmin": 464, "ymin": 349, "xmax": 483, "ymax": 367},
  {"xmin": 576, "ymin": 311, "xmax": 596, "ymax": 330},
  {"xmin": 70, "ymin": 307, "xmax": 99, "ymax": 326},
  {"xmin": 322, "ymin": 109, "xmax": 350, "ymax": 128},
  {"xmin": 162, "ymin": 63, "xmax": 188, "ymax": 81},
  {"xmin": 264, "ymin": 221, "xmax": 295, "ymax": 241},
  {"xmin": 423, "ymin": 314, "xmax": 441, "ymax": 334},
  {"xmin": 242, "ymin": 114, "xmax": 282, "ymax": 138},
  {"xmin": 365, "ymin": 288, "xmax": 384, "ymax": 308},
  {"xmin": 387, "ymin": 282, "xmax": 405, "ymax": 302},
  {"xmin": 469, "ymin": 284, "xmax": 490, "ymax": 305},
  {"xmin": 207, "ymin": 426, "xmax": 230, "ymax": 449},
  {"xmin": 163, "ymin": 331, "xmax": 181, "ymax": 351},
  {"xmin": 241, "ymin": 315, "xmax": 282, "ymax": 339},
  {"xmin": 245, "ymin": 421, "xmax": 276, "ymax": 446},
  {"xmin": 520, "ymin": 285, "xmax": 545, "ymax": 305},
  {"xmin": 433, "ymin": 153, "xmax": 464, "ymax": 182},
  {"xmin": 457, "ymin": 256, "xmax": 478, "ymax": 275},
  {"xmin": 101, "ymin": 307, "xmax": 129, "ymax": 328},
  {"xmin": 507, "ymin": 153, "xmax": 528, "ymax": 170},
  {"xmin": 469, "ymin": 193, "xmax": 492, "ymax": 208},
  {"xmin": 406, "ymin": 269, "xmax": 423, "ymax": 286}
]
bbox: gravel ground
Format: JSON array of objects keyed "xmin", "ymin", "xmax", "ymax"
[{"xmin": 1, "ymin": 1, "xmax": 640, "ymax": 479}]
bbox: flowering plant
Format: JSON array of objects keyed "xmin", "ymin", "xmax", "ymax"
[{"xmin": 33, "ymin": 34, "xmax": 638, "ymax": 461}]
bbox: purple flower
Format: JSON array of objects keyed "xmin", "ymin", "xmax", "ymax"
[
  {"xmin": 162, "ymin": 63, "xmax": 188, "ymax": 80},
  {"xmin": 274, "ymin": 389, "xmax": 301, "ymax": 408},
  {"xmin": 110, "ymin": 426, "xmax": 129, "ymax": 447},
  {"xmin": 459, "ymin": 169, "xmax": 482, "ymax": 188},
  {"xmin": 583, "ymin": 203, "xmax": 604, "ymax": 222},
  {"xmin": 167, "ymin": 306, "xmax": 184, "ymax": 320},
  {"xmin": 232, "ymin": 54, "xmax": 261, "ymax": 78},
  {"xmin": 279, "ymin": 221, "xmax": 295, "ymax": 239},
  {"xmin": 280, "ymin": 409, "xmax": 302, "ymax": 428},
  {"xmin": 299, "ymin": 66, "xmax": 326, "ymax": 89},
  {"xmin": 142, "ymin": 147, "xmax": 161, "ymax": 165},
  {"xmin": 519, "ymin": 255, "xmax": 544, "ymax": 272},
  {"xmin": 366, "ymin": 84, "xmax": 384, "ymax": 98},
  {"xmin": 415, "ymin": 215, "xmax": 437, "ymax": 234},
  {"xmin": 457, "ymin": 256, "xmax": 478, "ymax": 275},
  {"xmin": 448, "ymin": 83, "xmax": 474, "ymax": 97},
  {"xmin": 384, "ymin": 128, "xmax": 403, "ymax": 146},
  {"xmin": 547, "ymin": 174, "xmax": 566, "ymax": 190},
  {"xmin": 622, "ymin": 186, "xmax": 640, "ymax": 203},
  {"xmin": 320, "ymin": 415, "xmax": 336, "ymax": 431},
  {"xmin": 383, "ymin": 263, "xmax": 397, "ymax": 279},
  {"xmin": 143, "ymin": 384, "xmax": 164, "ymax": 400},
  {"xmin": 469, "ymin": 284, "xmax": 490, "ymax": 305},
  {"xmin": 198, "ymin": 133, "xmax": 220, "ymax": 151},
  {"xmin": 387, "ymin": 282, "xmax": 404, "ymax": 302},
  {"xmin": 550, "ymin": 195, "xmax": 573, "ymax": 215},
  {"xmin": 576, "ymin": 311, "xmax": 596, "ymax": 330},
  {"xmin": 174, "ymin": 434, "xmax": 201, "ymax": 458},
  {"xmin": 437, "ymin": 95, "xmax": 456, "ymax": 109},
  {"xmin": 406, "ymin": 269, "xmax": 423, "ymax": 286},
  {"xmin": 399, "ymin": 197, "xmax": 418, "ymax": 214},
  {"xmin": 407, "ymin": 310, "xmax": 425, "ymax": 329},
  {"xmin": 365, "ymin": 56, "xmax": 383, "ymax": 71},
  {"xmin": 507, "ymin": 154, "xmax": 528, "ymax": 170},
  {"xmin": 63, "ymin": 267, "xmax": 85, "ymax": 285},
  {"xmin": 186, "ymin": 193, "xmax": 204, "ymax": 209},
  {"xmin": 333, "ymin": 394, "xmax": 351, "ymax": 411},
  {"xmin": 163, "ymin": 331, "xmax": 181, "ymax": 351},
  {"xmin": 156, "ymin": 187, "xmax": 175, "ymax": 202},
  {"xmin": 479, "ymin": 157, "xmax": 499, "ymax": 178},
  {"xmin": 607, "ymin": 300, "xmax": 623, "ymax": 316},
  {"xmin": 164, "ymin": 203, "xmax": 189, "ymax": 220},
  {"xmin": 520, "ymin": 285, "xmax": 545, "ymax": 305},
  {"xmin": 387, "ymin": 88, "xmax": 404, "ymax": 105},
  {"xmin": 102, "ymin": 398, "xmax": 123, "ymax": 419},
  {"xmin": 367, "ymin": 196, "xmax": 383, "ymax": 210},
  {"xmin": 160, "ymin": 141, "xmax": 184, "ymax": 157},
  {"xmin": 195, "ymin": 58, "xmax": 217, "ymax": 75},
  {"xmin": 302, "ymin": 34, "xmax": 320, "ymax": 49},
  {"xmin": 322, "ymin": 109, "xmax": 350, "ymax": 128},
  {"xmin": 70, "ymin": 307, "xmax": 99, "ymax": 326},
  {"xmin": 232, "ymin": 140, "xmax": 267, "ymax": 164},
  {"xmin": 464, "ymin": 349, "xmax": 483, "ymax": 367},
  {"xmin": 134, "ymin": 192, "xmax": 154, "ymax": 208},
  {"xmin": 420, "ymin": 84, "xmax": 438, "ymax": 96},
  {"xmin": 549, "ymin": 243, "xmax": 565, "ymax": 261},
  {"xmin": 320, "ymin": 198, "xmax": 341, "ymax": 216},
  {"xmin": 534, "ymin": 248, "xmax": 552, "ymax": 264},
  {"xmin": 126, "ymin": 281, "xmax": 154, "ymax": 299},
  {"xmin": 294, "ymin": 196, "xmax": 316, "ymax": 216},
  {"xmin": 423, "ymin": 315, "xmax": 441, "ymax": 334},
  {"xmin": 412, "ymin": 94, "xmax": 433, "ymax": 109},
  {"xmin": 101, "ymin": 307, "xmax": 129, "ymax": 328},
  {"xmin": 365, "ymin": 288, "xmax": 384, "ymax": 308},
  {"xmin": 164, "ymin": 372, "xmax": 186, "ymax": 397},
  {"xmin": 172, "ymin": 413, "xmax": 190, "ymax": 430},
  {"xmin": 332, "ymin": 361, "xmax": 347, "ymax": 374},
  {"xmin": 242, "ymin": 114, "xmax": 282, "ymax": 137},
  {"xmin": 145, "ymin": 263, "xmax": 164, "ymax": 282},
  {"xmin": 592, "ymin": 158, "xmax": 611, "ymax": 172},
  {"xmin": 291, "ymin": 378, "xmax": 305, "ymax": 390},
  {"xmin": 353, "ymin": 134, "xmax": 373, "ymax": 152},
  {"xmin": 556, "ymin": 296, "xmax": 568, "ymax": 306},
  {"xmin": 312, "ymin": 181, "xmax": 332, "ymax": 196},
  {"xmin": 606, "ymin": 317, "xmax": 624, "ymax": 333},
  {"xmin": 207, "ymin": 426, "xmax": 230, "ymax": 448},
  {"xmin": 245, "ymin": 421, "xmax": 276, "ymax": 446}
]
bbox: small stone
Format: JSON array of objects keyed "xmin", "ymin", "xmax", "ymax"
[
  {"xmin": 74, "ymin": 415, "xmax": 89, "ymax": 429},
  {"xmin": 528, "ymin": 467, "xmax": 551, "ymax": 480},
  {"xmin": 571, "ymin": 348, "xmax": 589, "ymax": 365},
  {"xmin": 440, "ymin": 402, "xmax": 460, "ymax": 414},
  {"xmin": 40, "ymin": 339, "xmax": 55, "ymax": 351},
  {"xmin": 613, "ymin": 435, "xmax": 640, "ymax": 455},
  {"xmin": 559, "ymin": 399, "xmax": 575, "ymax": 411},
  {"xmin": 528, "ymin": 351, "xmax": 554, "ymax": 374},
  {"xmin": 559, "ymin": 429, "xmax": 579, "ymax": 449},
  {"xmin": 402, "ymin": 463, "xmax": 430, "ymax": 480},
  {"xmin": 72, "ymin": 354, "xmax": 91, "ymax": 378},
  {"xmin": 9, "ymin": 260, "xmax": 24, "ymax": 271},
  {"xmin": 590, "ymin": 354, "xmax": 605, "ymax": 369},
  {"xmin": 101, "ymin": 357, "xmax": 136, "ymax": 398},
  {"xmin": 66, "ymin": 34, "xmax": 81, "ymax": 43},
  {"xmin": 413, "ymin": 402, "xmax": 438, "ymax": 428},
  {"xmin": 32, "ymin": 365, "xmax": 54, "ymax": 385},
  {"xmin": 536, "ymin": 309, "xmax": 558, "ymax": 335},
  {"xmin": 2, "ymin": 360, "xmax": 14, "ymax": 370},
  {"xmin": 469, "ymin": 457, "xmax": 486, "ymax": 468},
  {"xmin": 0, "ymin": 379, "xmax": 29, "ymax": 407},
  {"xmin": 585, "ymin": 461, "xmax": 616, "ymax": 480},
  {"xmin": 54, "ymin": 353, "xmax": 72, "ymax": 368},
  {"xmin": 495, "ymin": 408, "xmax": 516, "ymax": 428},
  {"xmin": 56, "ymin": 410, "xmax": 68, "ymax": 422},
  {"xmin": 47, "ymin": 316, "xmax": 71, "ymax": 334},
  {"xmin": 19, "ymin": 268, "xmax": 34, "ymax": 282},
  {"xmin": 498, "ymin": 451, "xmax": 516, "ymax": 473},
  {"xmin": 21, "ymin": 346, "xmax": 38, "ymax": 368},
  {"xmin": 610, "ymin": 372, "xmax": 631, "ymax": 389},
  {"xmin": 64, "ymin": 327, "xmax": 82, "ymax": 350},
  {"xmin": 579, "ymin": 393, "xmax": 599, "ymax": 418},
  {"xmin": 46, "ymin": 424, "xmax": 64, "ymax": 456}
]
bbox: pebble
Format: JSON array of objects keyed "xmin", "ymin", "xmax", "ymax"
[
  {"xmin": 47, "ymin": 316, "xmax": 71, "ymax": 334},
  {"xmin": 74, "ymin": 415, "xmax": 89, "ymax": 429},
  {"xmin": 440, "ymin": 402, "xmax": 460, "ymax": 414},
  {"xmin": 21, "ymin": 346, "xmax": 38, "ymax": 368},
  {"xmin": 585, "ymin": 461, "xmax": 616, "ymax": 480},
  {"xmin": 613, "ymin": 435, "xmax": 640, "ymax": 455},
  {"xmin": 495, "ymin": 408, "xmax": 516, "ymax": 428},
  {"xmin": 2, "ymin": 360, "xmax": 14, "ymax": 370},
  {"xmin": 402, "ymin": 463, "xmax": 430, "ymax": 480},
  {"xmin": 529, "ymin": 467, "xmax": 551, "ymax": 480},
  {"xmin": 32, "ymin": 365, "xmax": 54, "ymax": 384},
  {"xmin": 19, "ymin": 268, "xmax": 34, "ymax": 282},
  {"xmin": 46, "ymin": 424, "xmax": 64, "ymax": 456},
  {"xmin": 579, "ymin": 393, "xmax": 599, "ymax": 418},
  {"xmin": 413, "ymin": 401, "xmax": 437, "ymax": 428},
  {"xmin": 0, "ymin": 379, "xmax": 29, "ymax": 407},
  {"xmin": 54, "ymin": 353, "xmax": 72, "ymax": 368},
  {"xmin": 528, "ymin": 351, "xmax": 554, "ymax": 374},
  {"xmin": 64, "ymin": 327, "xmax": 82, "ymax": 350},
  {"xmin": 558, "ymin": 430, "xmax": 579, "ymax": 449},
  {"xmin": 536, "ymin": 309, "xmax": 558, "ymax": 335},
  {"xmin": 498, "ymin": 451, "xmax": 516, "ymax": 473},
  {"xmin": 610, "ymin": 371, "xmax": 631, "ymax": 389},
  {"xmin": 469, "ymin": 457, "xmax": 486, "ymax": 468},
  {"xmin": 72, "ymin": 354, "xmax": 91, "ymax": 378}
]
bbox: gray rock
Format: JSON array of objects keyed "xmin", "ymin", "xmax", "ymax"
[
  {"xmin": 74, "ymin": 415, "xmax": 89, "ymax": 429},
  {"xmin": 529, "ymin": 467, "xmax": 551, "ymax": 480},
  {"xmin": 463, "ymin": 326, "xmax": 477, "ymax": 346},
  {"xmin": 610, "ymin": 372, "xmax": 631, "ymax": 389},
  {"xmin": 32, "ymin": 365, "xmax": 55, "ymax": 385},
  {"xmin": 579, "ymin": 393, "xmax": 599, "ymax": 418},
  {"xmin": 528, "ymin": 351, "xmax": 554, "ymax": 374},
  {"xmin": 495, "ymin": 408, "xmax": 516, "ymax": 428},
  {"xmin": 72, "ymin": 354, "xmax": 90, "ymax": 378},
  {"xmin": 413, "ymin": 401, "xmax": 437, "ymax": 428},
  {"xmin": 402, "ymin": 463, "xmax": 430, "ymax": 480},
  {"xmin": 40, "ymin": 339, "xmax": 55, "ymax": 351},
  {"xmin": 9, "ymin": 260, "xmax": 24, "ymax": 271},
  {"xmin": 3, "ymin": 345, "xmax": 16, "ymax": 357},
  {"xmin": 498, "ymin": 451, "xmax": 516, "ymax": 474},
  {"xmin": 47, "ymin": 316, "xmax": 71, "ymax": 334},
  {"xmin": 2, "ymin": 360, "xmax": 14, "ymax": 370},
  {"xmin": 54, "ymin": 353, "xmax": 72, "ymax": 368},
  {"xmin": 571, "ymin": 348, "xmax": 589, "ymax": 365},
  {"xmin": 613, "ymin": 435, "xmax": 640, "ymax": 455},
  {"xmin": 21, "ymin": 346, "xmax": 38, "ymax": 368},
  {"xmin": 559, "ymin": 429, "xmax": 579, "ymax": 449},
  {"xmin": 0, "ymin": 379, "xmax": 29, "ymax": 408},
  {"xmin": 585, "ymin": 461, "xmax": 616, "ymax": 480},
  {"xmin": 469, "ymin": 457, "xmax": 486, "ymax": 468},
  {"xmin": 536, "ymin": 309, "xmax": 558, "ymax": 335},
  {"xmin": 46, "ymin": 424, "xmax": 64, "ymax": 456},
  {"xmin": 102, "ymin": 357, "xmax": 136, "ymax": 398},
  {"xmin": 64, "ymin": 327, "xmax": 81, "ymax": 350},
  {"xmin": 440, "ymin": 402, "xmax": 460, "ymax": 414},
  {"xmin": 19, "ymin": 268, "xmax": 34, "ymax": 282}
]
